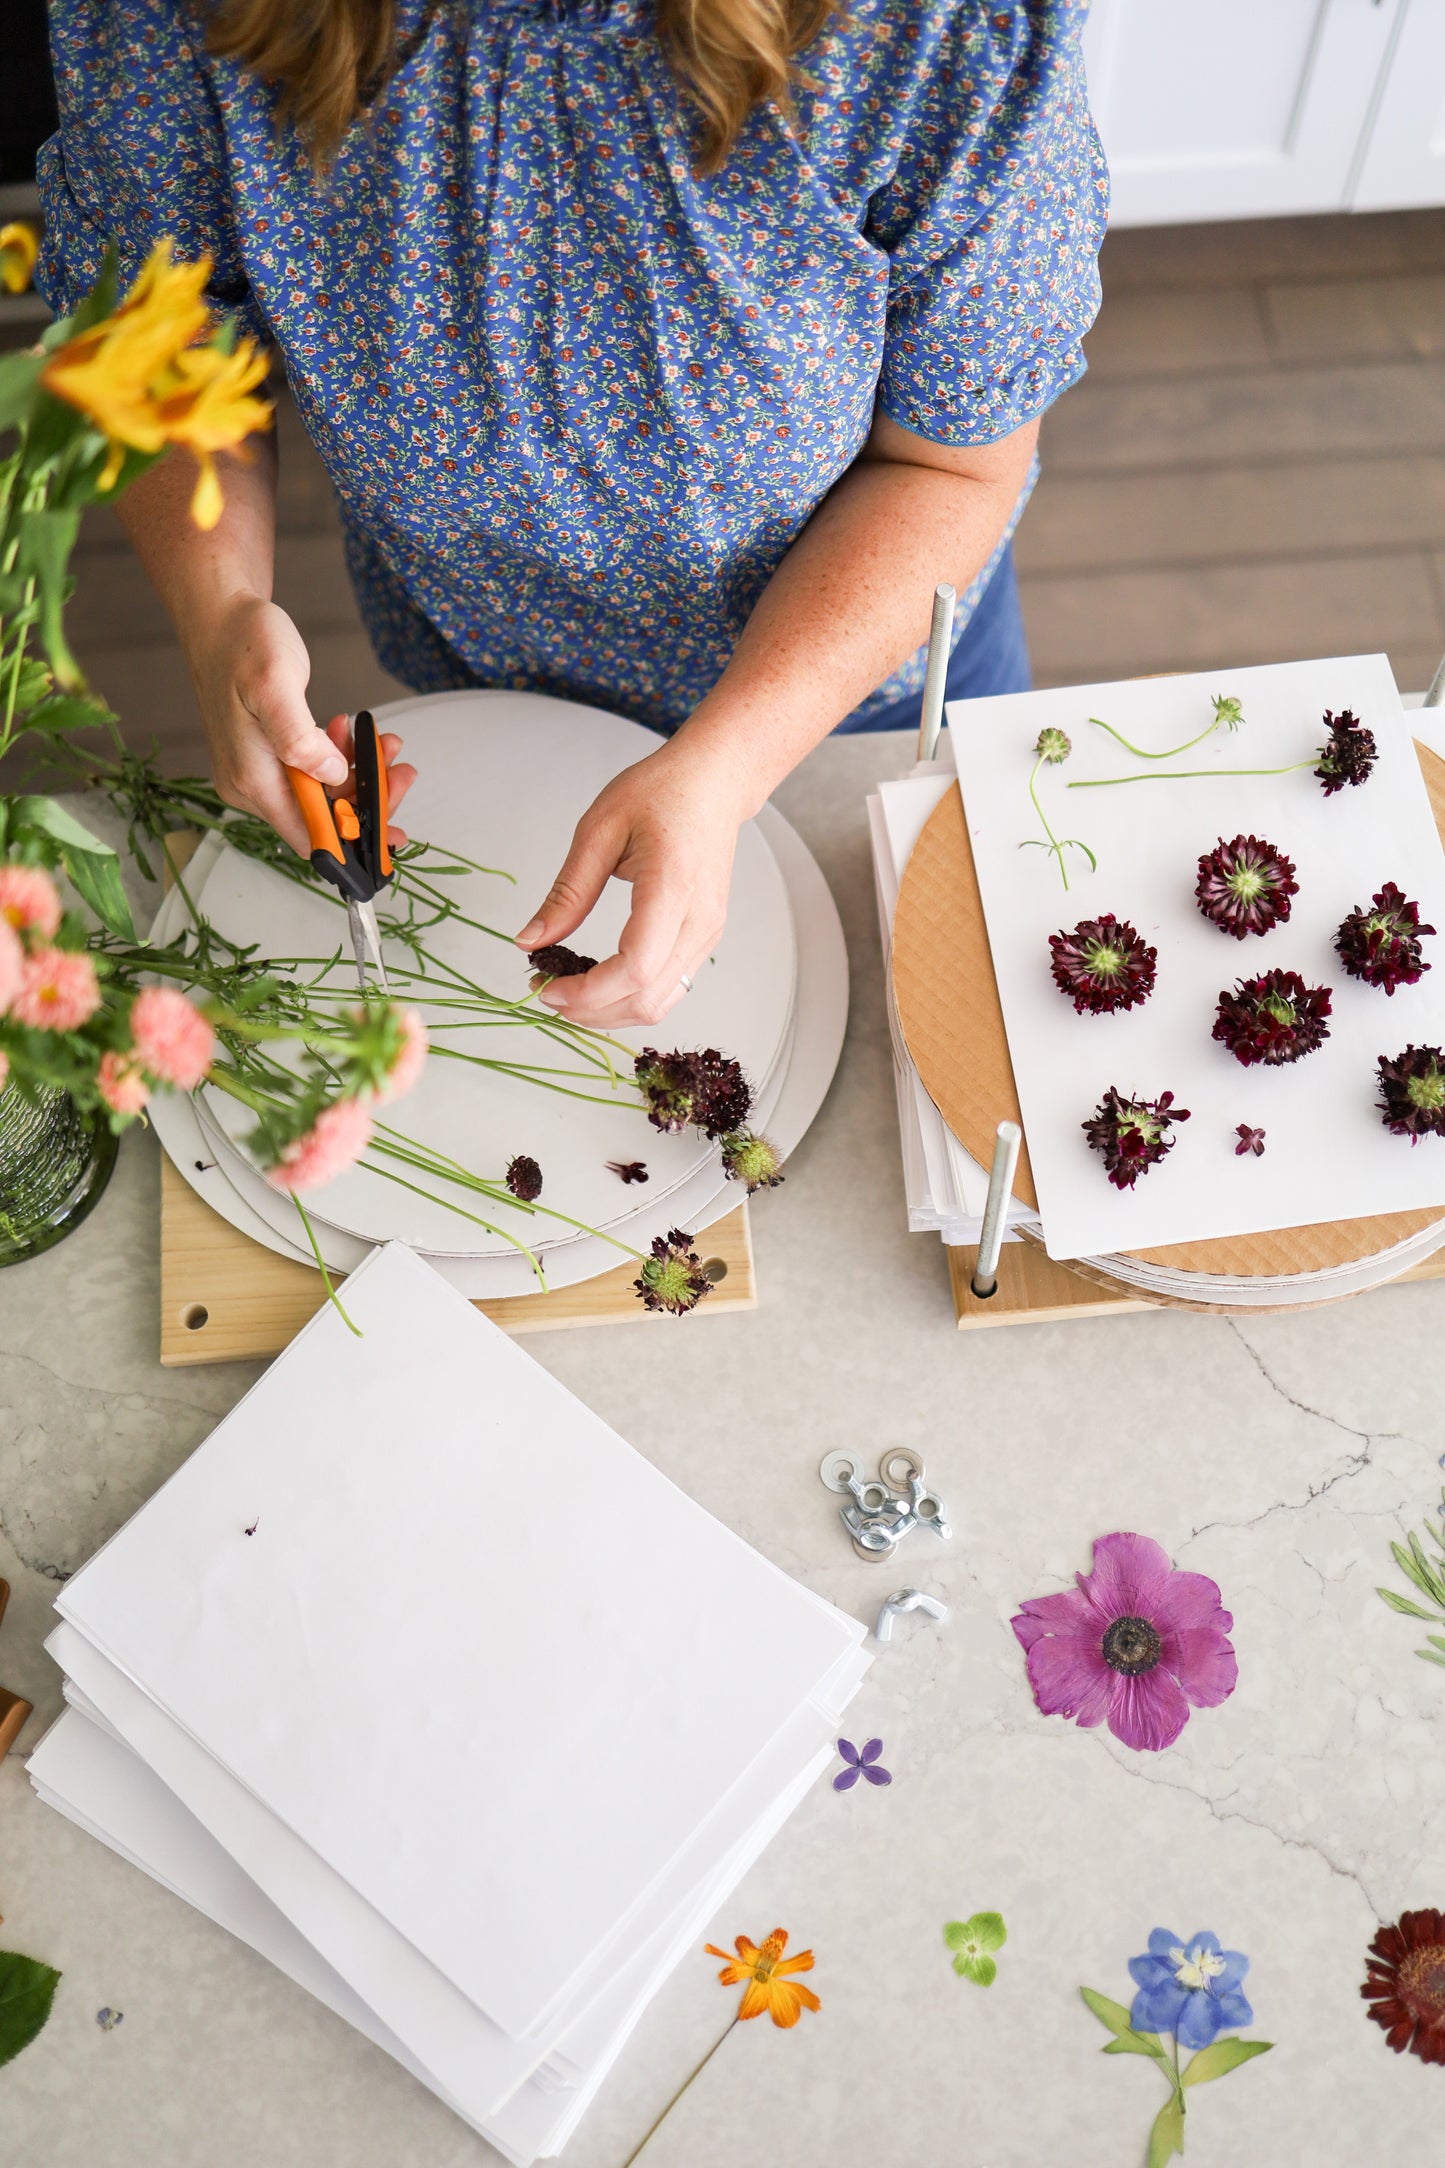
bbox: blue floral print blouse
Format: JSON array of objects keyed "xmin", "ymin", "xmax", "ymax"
[{"xmin": 37, "ymin": 1, "xmax": 1106, "ymax": 731}]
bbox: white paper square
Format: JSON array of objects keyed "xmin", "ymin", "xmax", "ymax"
[
  {"xmin": 949, "ymin": 656, "xmax": 1445, "ymax": 1259},
  {"xmin": 58, "ymin": 1243, "xmax": 862, "ymax": 2040}
]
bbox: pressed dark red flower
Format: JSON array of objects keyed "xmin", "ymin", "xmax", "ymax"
[
  {"xmin": 1194, "ymin": 834, "xmax": 1298, "ymax": 939},
  {"xmin": 1315, "ymin": 709, "xmax": 1377, "ymax": 795},
  {"xmin": 1362, "ymin": 1909, "xmax": 1445, "ymax": 2064},
  {"xmin": 1336, "ymin": 883, "xmax": 1435, "ymax": 995},
  {"xmin": 1212, "ymin": 970, "xmax": 1332, "ymax": 1067},
  {"xmin": 1048, "ymin": 913, "xmax": 1157, "ymax": 1014},
  {"xmin": 721, "ymin": 1131, "xmax": 785, "ymax": 1192},
  {"xmin": 505, "ymin": 1153, "xmax": 543, "ymax": 1202},
  {"xmin": 1377, "ymin": 1045, "xmax": 1445, "ymax": 1142},
  {"xmin": 1082, "ymin": 1087, "xmax": 1191, "ymax": 1190},
  {"xmin": 634, "ymin": 1227, "xmax": 712, "ymax": 1315},
  {"xmin": 606, "ymin": 1159, "xmax": 649, "ymax": 1184},
  {"xmin": 527, "ymin": 943, "xmax": 596, "ymax": 980},
  {"xmin": 1235, "ymin": 1124, "xmax": 1266, "ymax": 1157}
]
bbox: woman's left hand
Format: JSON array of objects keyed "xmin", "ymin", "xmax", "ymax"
[{"xmin": 514, "ymin": 732, "xmax": 750, "ymax": 1030}]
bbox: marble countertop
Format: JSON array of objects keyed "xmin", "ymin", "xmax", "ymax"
[{"xmin": 3, "ymin": 731, "xmax": 1443, "ymax": 2166}]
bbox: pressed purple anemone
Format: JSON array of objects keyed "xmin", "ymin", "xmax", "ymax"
[
  {"xmin": 1010, "ymin": 1531, "xmax": 1237, "ymax": 1753},
  {"xmin": 1336, "ymin": 883, "xmax": 1435, "ymax": 995},
  {"xmin": 1048, "ymin": 914, "xmax": 1157, "ymax": 1014}
]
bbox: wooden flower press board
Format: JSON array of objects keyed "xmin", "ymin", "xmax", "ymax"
[
  {"xmin": 894, "ymin": 741, "xmax": 1445, "ymax": 1326},
  {"xmin": 156, "ymin": 834, "xmax": 754, "ymax": 1366}
]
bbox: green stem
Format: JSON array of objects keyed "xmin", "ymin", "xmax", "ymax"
[
  {"xmin": 620, "ymin": 2018, "xmax": 738, "ymax": 2168},
  {"xmin": 1069, "ymin": 760, "xmax": 1317, "ymax": 791},
  {"xmin": 291, "ymin": 1196, "xmax": 362, "ymax": 1336},
  {"xmin": 1087, "ymin": 714, "xmax": 1227, "ymax": 763}
]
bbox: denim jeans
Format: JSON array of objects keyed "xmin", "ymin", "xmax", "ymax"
[{"xmin": 833, "ymin": 543, "xmax": 1031, "ymax": 734}]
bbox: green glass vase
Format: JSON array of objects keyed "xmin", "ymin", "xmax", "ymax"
[{"xmin": 0, "ymin": 1079, "xmax": 119, "ymax": 1266}]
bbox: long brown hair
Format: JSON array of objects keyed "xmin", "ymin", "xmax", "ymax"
[{"xmin": 205, "ymin": 0, "xmax": 839, "ymax": 175}]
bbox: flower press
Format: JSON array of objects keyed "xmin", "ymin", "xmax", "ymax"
[{"xmin": 876, "ymin": 648, "xmax": 1445, "ymax": 1321}]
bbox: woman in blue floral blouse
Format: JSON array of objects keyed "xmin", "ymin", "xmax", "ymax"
[{"xmin": 38, "ymin": 0, "xmax": 1105, "ymax": 1027}]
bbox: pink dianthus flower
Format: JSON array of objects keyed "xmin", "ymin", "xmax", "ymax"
[
  {"xmin": 97, "ymin": 1050, "xmax": 150, "ymax": 1117},
  {"xmin": 266, "ymin": 1095, "xmax": 374, "ymax": 1193},
  {"xmin": 0, "ymin": 864, "xmax": 62, "ymax": 940},
  {"xmin": 11, "ymin": 946, "xmax": 100, "ymax": 1031},
  {"xmin": 129, "ymin": 985, "xmax": 215, "ymax": 1090}
]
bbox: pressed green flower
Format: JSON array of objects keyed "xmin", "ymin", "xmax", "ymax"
[
  {"xmin": 1034, "ymin": 727, "xmax": 1071, "ymax": 766},
  {"xmin": 944, "ymin": 1912, "xmax": 1007, "ymax": 1986}
]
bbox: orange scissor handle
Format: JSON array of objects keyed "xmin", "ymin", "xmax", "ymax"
[{"xmin": 284, "ymin": 765, "xmax": 346, "ymax": 866}]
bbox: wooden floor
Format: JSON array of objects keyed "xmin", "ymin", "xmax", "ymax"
[{"xmin": 32, "ymin": 206, "xmax": 1445, "ymax": 774}]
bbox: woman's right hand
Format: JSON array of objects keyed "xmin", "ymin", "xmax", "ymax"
[{"xmin": 189, "ymin": 593, "xmax": 415, "ymax": 856}]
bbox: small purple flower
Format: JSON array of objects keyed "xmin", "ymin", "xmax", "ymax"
[
  {"xmin": 833, "ymin": 1737, "xmax": 891, "ymax": 1791},
  {"xmin": 1234, "ymin": 1125, "xmax": 1266, "ymax": 1158}
]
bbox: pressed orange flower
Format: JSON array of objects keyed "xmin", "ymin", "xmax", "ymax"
[
  {"xmin": 39, "ymin": 239, "xmax": 271, "ymax": 526},
  {"xmin": 0, "ymin": 220, "xmax": 39, "ymax": 295},
  {"xmin": 705, "ymin": 1929, "xmax": 819, "ymax": 2027}
]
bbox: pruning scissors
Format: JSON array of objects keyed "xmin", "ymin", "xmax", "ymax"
[{"xmin": 285, "ymin": 709, "xmax": 392, "ymax": 997}]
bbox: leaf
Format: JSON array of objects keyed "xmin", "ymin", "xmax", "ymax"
[
  {"xmin": 21, "ymin": 692, "xmax": 118, "ymax": 743},
  {"xmin": 0, "ymin": 1950, "xmax": 61, "ymax": 2068},
  {"xmin": 1376, "ymin": 1587, "xmax": 1441, "ymax": 1621},
  {"xmin": 11, "ymin": 795, "xmax": 136, "ymax": 940},
  {"xmin": 1415, "ymin": 1646, "xmax": 1445, "ymax": 1668},
  {"xmin": 16, "ymin": 505, "xmax": 83, "ymax": 689},
  {"xmin": 1147, "ymin": 2093, "xmax": 1186, "ymax": 2168},
  {"xmin": 59, "ymin": 843, "xmax": 135, "ymax": 942},
  {"xmin": 1182, "ymin": 2037, "xmax": 1273, "ymax": 2088},
  {"xmin": 952, "ymin": 1953, "xmax": 997, "ymax": 1986},
  {"xmin": 0, "ymin": 349, "xmax": 44, "ymax": 431},
  {"xmin": 1080, "ymin": 1986, "xmax": 1136, "ymax": 2037},
  {"xmin": 961, "ymin": 1911, "xmax": 1007, "ymax": 1954}
]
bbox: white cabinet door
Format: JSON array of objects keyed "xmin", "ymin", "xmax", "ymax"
[
  {"xmin": 1350, "ymin": 0, "xmax": 1445, "ymax": 209},
  {"xmin": 1082, "ymin": 0, "xmax": 1405, "ymax": 226}
]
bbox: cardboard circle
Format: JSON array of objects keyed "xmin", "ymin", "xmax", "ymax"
[{"xmin": 891, "ymin": 741, "xmax": 1445, "ymax": 1286}]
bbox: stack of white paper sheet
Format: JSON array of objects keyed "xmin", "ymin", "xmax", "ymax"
[
  {"xmin": 29, "ymin": 1243, "xmax": 868, "ymax": 2163},
  {"xmin": 867, "ymin": 731, "xmax": 1036, "ymax": 1251}
]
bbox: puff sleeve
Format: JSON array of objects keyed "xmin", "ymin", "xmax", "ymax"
[{"xmin": 869, "ymin": 1, "xmax": 1107, "ymax": 446}]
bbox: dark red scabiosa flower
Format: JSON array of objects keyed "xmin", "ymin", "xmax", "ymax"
[
  {"xmin": 606, "ymin": 1159, "xmax": 649, "ymax": 1184},
  {"xmin": 634, "ymin": 1227, "xmax": 712, "ymax": 1315},
  {"xmin": 1212, "ymin": 970, "xmax": 1332, "ymax": 1067},
  {"xmin": 1362, "ymin": 1910, "xmax": 1445, "ymax": 2064},
  {"xmin": 635, "ymin": 1047, "xmax": 753, "ymax": 1141},
  {"xmin": 691, "ymin": 1047, "xmax": 753, "ymax": 1140},
  {"xmin": 527, "ymin": 943, "xmax": 597, "ymax": 981},
  {"xmin": 505, "ymin": 1153, "xmax": 542, "ymax": 1202},
  {"xmin": 1082, "ymin": 1087, "xmax": 1191, "ymax": 1190},
  {"xmin": 721, "ymin": 1131, "xmax": 785, "ymax": 1192},
  {"xmin": 1336, "ymin": 883, "xmax": 1436, "ymax": 995},
  {"xmin": 1194, "ymin": 834, "xmax": 1298, "ymax": 939},
  {"xmin": 1315, "ymin": 708, "xmax": 1377, "ymax": 795},
  {"xmin": 1048, "ymin": 914, "xmax": 1157, "ymax": 1014},
  {"xmin": 1376, "ymin": 1045, "xmax": 1445, "ymax": 1141},
  {"xmin": 1235, "ymin": 1124, "xmax": 1266, "ymax": 1157}
]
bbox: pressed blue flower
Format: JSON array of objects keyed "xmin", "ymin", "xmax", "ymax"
[
  {"xmin": 833, "ymin": 1737, "xmax": 890, "ymax": 1791},
  {"xmin": 1128, "ymin": 1929, "xmax": 1253, "ymax": 2050}
]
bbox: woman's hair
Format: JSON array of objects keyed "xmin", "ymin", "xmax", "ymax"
[{"xmin": 205, "ymin": 0, "xmax": 838, "ymax": 175}]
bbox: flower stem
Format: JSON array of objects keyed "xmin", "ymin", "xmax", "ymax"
[
  {"xmin": 619, "ymin": 2017, "xmax": 738, "ymax": 2168},
  {"xmin": 1068, "ymin": 760, "xmax": 1316, "ymax": 791},
  {"xmin": 1023, "ymin": 754, "xmax": 1096, "ymax": 888},
  {"xmin": 292, "ymin": 1196, "xmax": 362, "ymax": 1336},
  {"xmin": 1087, "ymin": 715, "xmax": 1225, "ymax": 762}
]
